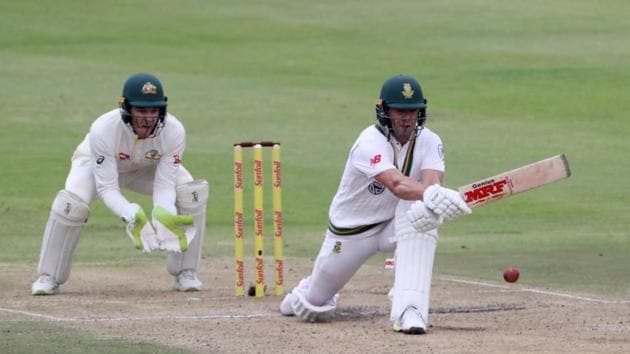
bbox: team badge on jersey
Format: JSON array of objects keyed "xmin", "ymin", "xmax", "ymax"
[
  {"xmin": 172, "ymin": 154, "xmax": 181, "ymax": 165},
  {"xmin": 118, "ymin": 152, "xmax": 130, "ymax": 160},
  {"xmin": 368, "ymin": 181, "xmax": 385, "ymax": 195},
  {"xmin": 333, "ymin": 241, "xmax": 342, "ymax": 254},
  {"xmin": 144, "ymin": 149, "xmax": 161, "ymax": 160}
]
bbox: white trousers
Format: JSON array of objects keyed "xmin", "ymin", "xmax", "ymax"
[{"xmin": 299, "ymin": 220, "xmax": 397, "ymax": 307}]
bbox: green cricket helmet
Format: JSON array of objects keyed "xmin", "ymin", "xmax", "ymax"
[
  {"xmin": 375, "ymin": 75, "xmax": 428, "ymax": 130},
  {"xmin": 118, "ymin": 73, "xmax": 168, "ymax": 137}
]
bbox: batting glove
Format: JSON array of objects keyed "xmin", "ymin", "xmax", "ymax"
[
  {"xmin": 406, "ymin": 201, "xmax": 443, "ymax": 232},
  {"xmin": 423, "ymin": 184, "xmax": 472, "ymax": 220},
  {"xmin": 151, "ymin": 206, "xmax": 194, "ymax": 252}
]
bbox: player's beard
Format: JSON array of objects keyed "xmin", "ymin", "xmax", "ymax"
[{"xmin": 392, "ymin": 125, "xmax": 416, "ymax": 145}]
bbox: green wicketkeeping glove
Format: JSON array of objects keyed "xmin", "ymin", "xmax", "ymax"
[
  {"xmin": 124, "ymin": 205, "xmax": 160, "ymax": 252},
  {"xmin": 129, "ymin": 208, "xmax": 148, "ymax": 249},
  {"xmin": 151, "ymin": 206, "xmax": 194, "ymax": 252}
]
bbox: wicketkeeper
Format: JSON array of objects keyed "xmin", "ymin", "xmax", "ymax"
[
  {"xmin": 31, "ymin": 73, "xmax": 209, "ymax": 295},
  {"xmin": 280, "ymin": 75, "xmax": 471, "ymax": 334}
]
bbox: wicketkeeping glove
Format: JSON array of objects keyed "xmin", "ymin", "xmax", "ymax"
[
  {"xmin": 423, "ymin": 184, "xmax": 472, "ymax": 220},
  {"xmin": 151, "ymin": 206, "xmax": 194, "ymax": 252},
  {"xmin": 124, "ymin": 204, "xmax": 160, "ymax": 252}
]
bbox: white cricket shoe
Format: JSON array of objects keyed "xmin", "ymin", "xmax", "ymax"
[
  {"xmin": 279, "ymin": 292, "xmax": 296, "ymax": 316},
  {"xmin": 393, "ymin": 307, "xmax": 427, "ymax": 334},
  {"xmin": 173, "ymin": 270, "xmax": 202, "ymax": 292},
  {"xmin": 32, "ymin": 274, "xmax": 59, "ymax": 296}
]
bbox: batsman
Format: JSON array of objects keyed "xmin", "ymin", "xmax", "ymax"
[
  {"xmin": 31, "ymin": 73, "xmax": 209, "ymax": 295},
  {"xmin": 280, "ymin": 75, "xmax": 471, "ymax": 334}
]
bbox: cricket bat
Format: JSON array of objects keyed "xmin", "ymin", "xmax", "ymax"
[{"xmin": 458, "ymin": 154, "xmax": 571, "ymax": 208}]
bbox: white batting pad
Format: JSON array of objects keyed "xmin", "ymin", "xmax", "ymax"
[
  {"xmin": 390, "ymin": 201, "xmax": 437, "ymax": 325},
  {"xmin": 167, "ymin": 180, "xmax": 209, "ymax": 275},
  {"xmin": 153, "ymin": 219, "xmax": 194, "ymax": 253},
  {"xmin": 291, "ymin": 287, "xmax": 338, "ymax": 323},
  {"xmin": 37, "ymin": 190, "xmax": 90, "ymax": 284}
]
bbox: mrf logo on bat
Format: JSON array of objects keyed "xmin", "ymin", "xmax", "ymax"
[{"xmin": 463, "ymin": 177, "xmax": 513, "ymax": 206}]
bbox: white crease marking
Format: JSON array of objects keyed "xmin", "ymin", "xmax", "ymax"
[
  {"xmin": 439, "ymin": 276, "xmax": 630, "ymax": 304},
  {"xmin": 0, "ymin": 307, "xmax": 275, "ymax": 322}
]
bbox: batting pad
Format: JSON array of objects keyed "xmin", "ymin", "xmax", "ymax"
[
  {"xmin": 291, "ymin": 287, "xmax": 338, "ymax": 323},
  {"xmin": 167, "ymin": 180, "xmax": 208, "ymax": 275},
  {"xmin": 37, "ymin": 190, "xmax": 90, "ymax": 284},
  {"xmin": 390, "ymin": 201, "xmax": 437, "ymax": 324}
]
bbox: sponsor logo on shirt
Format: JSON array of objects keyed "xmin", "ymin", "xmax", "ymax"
[
  {"xmin": 370, "ymin": 154, "xmax": 382, "ymax": 167},
  {"xmin": 438, "ymin": 144, "xmax": 444, "ymax": 160},
  {"xmin": 368, "ymin": 181, "xmax": 385, "ymax": 195},
  {"xmin": 96, "ymin": 155, "xmax": 105, "ymax": 164},
  {"xmin": 118, "ymin": 152, "xmax": 130, "ymax": 160},
  {"xmin": 144, "ymin": 149, "xmax": 161, "ymax": 160}
]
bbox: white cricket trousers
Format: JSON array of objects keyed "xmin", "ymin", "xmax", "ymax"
[{"xmin": 298, "ymin": 220, "xmax": 396, "ymax": 307}]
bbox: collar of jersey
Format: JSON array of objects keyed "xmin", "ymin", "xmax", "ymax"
[{"xmin": 372, "ymin": 124, "xmax": 416, "ymax": 177}]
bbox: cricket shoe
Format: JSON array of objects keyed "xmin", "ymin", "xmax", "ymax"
[
  {"xmin": 31, "ymin": 274, "xmax": 59, "ymax": 296},
  {"xmin": 393, "ymin": 306, "xmax": 427, "ymax": 335},
  {"xmin": 173, "ymin": 270, "xmax": 202, "ymax": 292},
  {"xmin": 279, "ymin": 292, "xmax": 296, "ymax": 316}
]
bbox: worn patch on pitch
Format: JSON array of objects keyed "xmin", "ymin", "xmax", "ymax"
[
  {"xmin": 334, "ymin": 303, "xmax": 525, "ymax": 322},
  {"xmin": 334, "ymin": 306, "xmax": 389, "ymax": 321},
  {"xmin": 431, "ymin": 303, "xmax": 526, "ymax": 314}
]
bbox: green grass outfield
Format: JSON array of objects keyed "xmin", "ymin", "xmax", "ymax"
[{"xmin": 1, "ymin": 0, "xmax": 629, "ymax": 351}]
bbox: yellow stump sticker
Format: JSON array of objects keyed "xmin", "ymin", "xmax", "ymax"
[
  {"xmin": 272, "ymin": 144, "xmax": 284, "ymax": 296},
  {"xmin": 233, "ymin": 146, "xmax": 245, "ymax": 296},
  {"xmin": 253, "ymin": 145, "xmax": 265, "ymax": 297}
]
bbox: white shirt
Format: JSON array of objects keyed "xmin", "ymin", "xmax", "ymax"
[
  {"xmin": 328, "ymin": 125, "xmax": 444, "ymax": 230},
  {"xmin": 73, "ymin": 109, "xmax": 185, "ymax": 219}
]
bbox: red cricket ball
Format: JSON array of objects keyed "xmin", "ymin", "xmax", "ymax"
[{"xmin": 503, "ymin": 266, "xmax": 520, "ymax": 283}]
